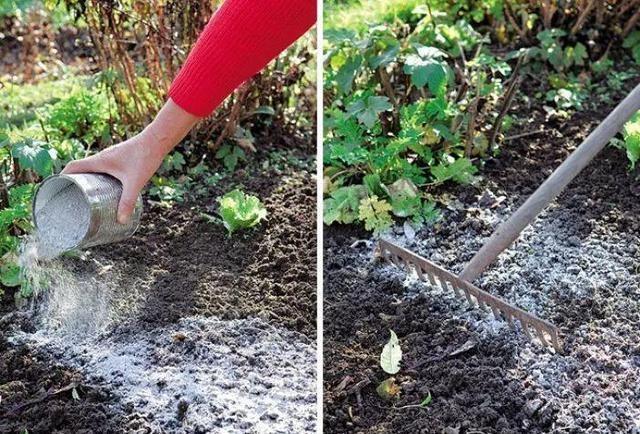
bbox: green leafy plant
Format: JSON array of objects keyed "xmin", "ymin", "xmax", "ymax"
[
  {"xmin": 346, "ymin": 95, "xmax": 393, "ymax": 128},
  {"xmin": 612, "ymin": 111, "xmax": 640, "ymax": 169},
  {"xmin": 323, "ymin": 10, "xmax": 515, "ymax": 234},
  {"xmin": 0, "ymin": 259, "xmax": 21, "ymax": 288},
  {"xmin": 9, "ymin": 139, "xmax": 58, "ymax": 177},
  {"xmin": 0, "ymin": 184, "xmax": 35, "ymax": 257},
  {"xmin": 149, "ymin": 160, "xmax": 225, "ymax": 207},
  {"xmin": 358, "ymin": 195, "xmax": 394, "ymax": 235},
  {"xmin": 623, "ymin": 31, "xmax": 640, "ymax": 64},
  {"xmin": 530, "ymin": 29, "xmax": 588, "ymax": 72},
  {"xmin": 46, "ymin": 89, "xmax": 111, "ymax": 146},
  {"xmin": 148, "ymin": 177, "xmax": 189, "ymax": 206},
  {"xmin": 403, "ymin": 45, "xmax": 450, "ymax": 95},
  {"xmin": 217, "ymin": 189, "xmax": 267, "ymax": 235},
  {"xmin": 215, "ymin": 144, "xmax": 246, "ymax": 172},
  {"xmin": 323, "ymin": 185, "xmax": 366, "ymax": 225},
  {"xmin": 0, "ymin": 184, "xmax": 35, "ymax": 298},
  {"xmin": 160, "ymin": 152, "xmax": 186, "ymax": 174}
]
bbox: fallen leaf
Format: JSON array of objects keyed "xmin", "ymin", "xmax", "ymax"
[{"xmin": 380, "ymin": 330, "xmax": 402, "ymax": 374}]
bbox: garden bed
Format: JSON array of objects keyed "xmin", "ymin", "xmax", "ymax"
[
  {"xmin": 0, "ymin": 138, "xmax": 317, "ymax": 433},
  {"xmin": 323, "ymin": 79, "xmax": 640, "ymax": 433}
]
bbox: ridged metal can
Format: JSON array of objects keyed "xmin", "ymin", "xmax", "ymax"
[{"xmin": 33, "ymin": 173, "xmax": 143, "ymax": 250}]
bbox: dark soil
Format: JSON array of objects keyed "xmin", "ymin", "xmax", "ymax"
[
  {"xmin": 0, "ymin": 136, "xmax": 316, "ymax": 434},
  {"xmin": 323, "ymin": 75, "xmax": 640, "ymax": 432}
]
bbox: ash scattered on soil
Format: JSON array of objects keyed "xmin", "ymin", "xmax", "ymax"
[
  {"xmin": 324, "ymin": 81, "xmax": 640, "ymax": 433},
  {"xmin": 2, "ymin": 143, "xmax": 317, "ymax": 433},
  {"xmin": 386, "ymin": 186, "xmax": 640, "ymax": 431},
  {"xmin": 13, "ymin": 316, "xmax": 317, "ymax": 434}
]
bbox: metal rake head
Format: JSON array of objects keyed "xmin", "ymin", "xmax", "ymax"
[{"xmin": 376, "ymin": 239, "xmax": 562, "ymax": 353}]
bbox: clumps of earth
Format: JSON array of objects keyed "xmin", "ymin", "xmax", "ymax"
[
  {"xmin": 5, "ymin": 223, "xmax": 317, "ymax": 434},
  {"xmin": 381, "ymin": 175, "xmax": 640, "ymax": 431},
  {"xmin": 4, "ymin": 150, "xmax": 318, "ymax": 433},
  {"xmin": 12, "ymin": 315, "xmax": 316, "ymax": 433}
]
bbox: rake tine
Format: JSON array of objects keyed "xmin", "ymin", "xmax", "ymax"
[
  {"xmin": 437, "ymin": 276, "xmax": 450, "ymax": 293},
  {"xmin": 534, "ymin": 327, "xmax": 550, "ymax": 348},
  {"xmin": 405, "ymin": 259, "xmax": 420, "ymax": 278},
  {"xmin": 460, "ymin": 285, "xmax": 475, "ymax": 307},
  {"xmin": 376, "ymin": 239, "xmax": 562, "ymax": 353},
  {"xmin": 448, "ymin": 284, "xmax": 462, "ymax": 300},
  {"xmin": 412, "ymin": 260, "xmax": 426, "ymax": 281},
  {"xmin": 430, "ymin": 269, "xmax": 449, "ymax": 293},
  {"xmin": 489, "ymin": 304, "xmax": 502, "ymax": 320},
  {"xmin": 438, "ymin": 272, "xmax": 460, "ymax": 300},
  {"xmin": 520, "ymin": 320, "xmax": 533, "ymax": 341},
  {"xmin": 425, "ymin": 269, "xmax": 437, "ymax": 286},
  {"xmin": 550, "ymin": 331, "xmax": 561, "ymax": 352},
  {"xmin": 410, "ymin": 262, "xmax": 421, "ymax": 276},
  {"xmin": 402, "ymin": 258, "xmax": 414, "ymax": 273},
  {"xmin": 379, "ymin": 247, "xmax": 389, "ymax": 262},
  {"xmin": 390, "ymin": 254, "xmax": 403, "ymax": 269},
  {"xmin": 475, "ymin": 293, "xmax": 490, "ymax": 313},
  {"xmin": 505, "ymin": 312, "xmax": 516, "ymax": 330}
]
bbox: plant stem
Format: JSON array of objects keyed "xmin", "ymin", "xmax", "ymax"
[{"xmin": 488, "ymin": 53, "xmax": 525, "ymax": 150}]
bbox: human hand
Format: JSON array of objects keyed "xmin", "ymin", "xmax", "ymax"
[
  {"xmin": 62, "ymin": 129, "xmax": 166, "ymax": 224},
  {"xmin": 61, "ymin": 98, "xmax": 200, "ymax": 224}
]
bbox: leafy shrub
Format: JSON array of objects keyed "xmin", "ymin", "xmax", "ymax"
[
  {"xmin": 0, "ymin": 183, "xmax": 35, "ymax": 297},
  {"xmin": 324, "ymin": 9, "xmax": 513, "ymax": 234},
  {"xmin": 623, "ymin": 31, "xmax": 640, "ymax": 64},
  {"xmin": 148, "ymin": 177, "xmax": 189, "ymax": 206},
  {"xmin": 149, "ymin": 157, "xmax": 225, "ymax": 207},
  {"xmin": 530, "ymin": 29, "xmax": 587, "ymax": 72},
  {"xmin": 9, "ymin": 138, "xmax": 58, "ymax": 177},
  {"xmin": 47, "ymin": 89, "xmax": 111, "ymax": 146},
  {"xmin": 60, "ymin": 0, "xmax": 315, "ymax": 146},
  {"xmin": 215, "ymin": 144, "xmax": 246, "ymax": 172},
  {"xmin": 0, "ymin": 256, "xmax": 20, "ymax": 290},
  {"xmin": 217, "ymin": 189, "xmax": 267, "ymax": 235},
  {"xmin": 159, "ymin": 152, "xmax": 186, "ymax": 174},
  {"xmin": 0, "ymin": 0, "xmax": 34, "ymax": 17},
  {"xmin": 0, "ymin": 184, "xmax": 34, "ymax": 257}
]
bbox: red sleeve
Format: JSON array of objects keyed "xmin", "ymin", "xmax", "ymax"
[{"xmin": 168, "ymin": 0, "xmax": 316, "ymax": 117}]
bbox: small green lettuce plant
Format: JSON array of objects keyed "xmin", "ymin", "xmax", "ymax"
[
  {"xmin": 613, "ymin": 111, "xmax": 640, "ymax": 169},
  {"xmin": 218, "ymin": 189, "xmax": 267, "ymax": 235}
]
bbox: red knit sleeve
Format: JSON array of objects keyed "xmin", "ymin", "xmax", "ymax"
[{"xmin": 168, "ymin": 0, "xmax": 316, "ymax": 117}]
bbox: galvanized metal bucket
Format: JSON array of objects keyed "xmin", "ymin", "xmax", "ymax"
[{"xmin": 33, "ymin": 173, "xmax": 143, "ymax": 251}]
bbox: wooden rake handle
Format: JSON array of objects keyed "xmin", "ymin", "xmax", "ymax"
[{"xmin": 461, "ymin": 83, "xmax": 640, "ymax": 282}]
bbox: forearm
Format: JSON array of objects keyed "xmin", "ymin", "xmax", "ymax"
[
  {"xmin": 142, "ymin": 98, "xmax": 201, "ymax": 158},
  {"xmin": 169, "ymin": 0, "xmax": 316, "ymax": 117}
]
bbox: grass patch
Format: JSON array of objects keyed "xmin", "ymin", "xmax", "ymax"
[
  {"xmin": 0, "ymin": 73, "xmax": 87, "ymax": 132},
  {"xmin": 324, "ymin": 0, "xmax": 423, "ymax": 32}
]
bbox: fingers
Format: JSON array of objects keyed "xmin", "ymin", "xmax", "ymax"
[
  {"xmin": 117, "ymin": 183, "xmax": 140, "ymax": 225},
  {"xmin": 61, "ymin": 157, "xmax": 100, "ymax": 175}
]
